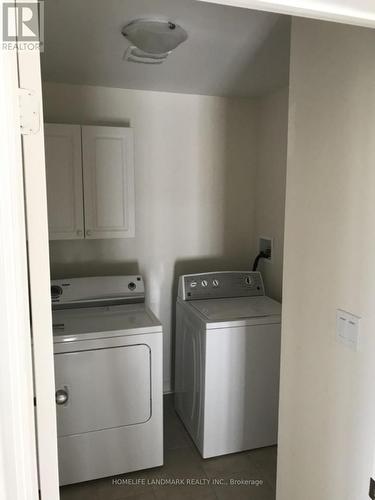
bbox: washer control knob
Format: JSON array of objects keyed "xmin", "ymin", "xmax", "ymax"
[
  {"xmin": 190, "ymin": 281, "xmax": 197, "ymax": 288},
  {"xmin": 201, "ymin": 280, "xmax": 208, "ymax": 287},
  {"xmin": 245, "ymin": 276, "xmax": 253, "ymax": 286},
  {"xmin": 128, "ymin": 282, "xmax": 136, "ymax": 291},
  {"xmin": 212, "ymin": 279, "xmax": 219, "ymax": 287}
]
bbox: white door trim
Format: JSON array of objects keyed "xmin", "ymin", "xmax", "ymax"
[
  {"xmin": 0, "ymin": 20, "xmax": 39, "ymax": 500},
  {"xmin": 16, "ymin": 0, "xmax": 60, "ymax": 498},
  {"xmin": 198, "ymin": 0, "xmax": 375, "ymax": 28}
]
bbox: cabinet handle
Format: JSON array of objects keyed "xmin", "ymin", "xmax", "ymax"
[
  {"xmin": 86, "ymin": 230, "xmax": 92, "ymax": 236},
  {"xmin": 76, "ymin": 230, "xmax": 83, "ymax": 237}
]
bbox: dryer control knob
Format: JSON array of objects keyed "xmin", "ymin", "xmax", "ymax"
[
  {"xmin": 51, "ymin": 285, "xmax": 63, "ymax": 299},
  {"xmin": 201, "ymin": 280, "xmax": 208, "ymax": 287},
  {"xmin": 190, "ymin": 281, "xmax": 197, "ymax": 288},
  {"xmin": 212, "ymin": 279, "xmax": 219, "ymax": 287}
]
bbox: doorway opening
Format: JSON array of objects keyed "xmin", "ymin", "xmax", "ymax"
[{"xmin": 40, "ymin": 1, "xmax": 291, "ymax": 498}]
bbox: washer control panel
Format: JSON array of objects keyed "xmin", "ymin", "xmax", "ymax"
[{"xmin": 178, "ymin": 272, "xmax": 265, "ymax": 301}]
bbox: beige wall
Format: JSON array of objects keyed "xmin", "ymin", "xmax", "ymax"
[
  {"xmin": 255, "ymin": 87, "xmax": 289, "ymax": 301},
  {"xmin": 43, "ymin": 82, "xmax": 259, "ymax": 392},
  {"xmin": 277, "ymin": 18, "xmax": 375, "ymax": 500}
]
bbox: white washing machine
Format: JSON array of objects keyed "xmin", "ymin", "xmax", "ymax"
[
  {"xmin": 175, "ymin": 271, "xmax": 281, "ymax": 458},
  {"xmin": 51, "ymin": 276, "xmax": 163, "ymax": 485}
]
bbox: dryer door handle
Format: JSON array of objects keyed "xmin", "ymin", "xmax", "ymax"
[{"xmin": 56, "ymin": 388, "xmax": 69, "ymax": 405}]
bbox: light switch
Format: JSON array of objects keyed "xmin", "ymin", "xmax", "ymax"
[{"xmin": 336, "ymin": 309, "xmax": 360, "ymax": 351}]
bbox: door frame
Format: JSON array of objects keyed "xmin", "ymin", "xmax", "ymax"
[
  {"xmin": 2, "ymin": 0, "xmax": 375, "ymax": 499},
  {"xmin": 198, "ymin": 0, "xmax": 375, "ymax": 28},
  {"xmin": 0, "ymin": 26, "xmax": 39, "ymax": 500},
  {"xmin": 17, "ymin": 48, "xmax": 60, "ymax": 500}
]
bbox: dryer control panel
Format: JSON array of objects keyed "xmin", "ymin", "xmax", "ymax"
[
  {"xmin": 178, "ymin": 271, "xmax": 264, "ymax": 301},
  {"xmin": 51, "ymin": 275, "xmax": 145, "ymax": 309}
]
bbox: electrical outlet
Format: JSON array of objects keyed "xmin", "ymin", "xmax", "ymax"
[{"xmin": 369, "ymin": 478, "xmax": 375, "ymax": 499}]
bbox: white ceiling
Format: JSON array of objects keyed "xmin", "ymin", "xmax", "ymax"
[{"xmin": 41, "ymin": 0, "xmax": 291, "ymax": 98}]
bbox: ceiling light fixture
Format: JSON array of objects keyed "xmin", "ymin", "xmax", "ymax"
[{"xmin": 121, "ymin": 19, "xmax": 188, "ymax": 65}]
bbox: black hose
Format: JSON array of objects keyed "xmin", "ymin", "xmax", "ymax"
[{"xmin": 252, "ymin": 251, "xmax": 268, "ymax": 272}]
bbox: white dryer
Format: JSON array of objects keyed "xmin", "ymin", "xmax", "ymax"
[
  {"xmin": 174, "ymin": 271, "xmax": 281, "ymax": 459},
  {"xmin": 51, "ymin": 276, "xmax": 163, "ymax": 485}
]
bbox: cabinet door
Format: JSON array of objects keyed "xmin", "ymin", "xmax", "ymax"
[
  {"xmin": 82, "ymin": 126, "xmax": 135, "ymax": 239},
  {"xmin": 44, "ymin": 124, "xmax": 84, "ymax": 240}
]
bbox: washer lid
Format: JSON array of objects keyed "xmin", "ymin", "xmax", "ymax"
[
  {"xmin": 190, "ymin": 296, "xmax": 281, "ymax": 323},
  {"xmin": 52, "ymin": 303, "xmax": 162, "ymax": 343}
]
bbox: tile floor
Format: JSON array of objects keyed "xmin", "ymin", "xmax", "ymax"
[{"xmin": 60, "ymin": 395, "xmax": 277, "ymax": 500}]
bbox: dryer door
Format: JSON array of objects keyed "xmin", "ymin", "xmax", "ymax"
[{"xmin": 54, "ymin": 344, "xmax": 151, "ymax": 437}]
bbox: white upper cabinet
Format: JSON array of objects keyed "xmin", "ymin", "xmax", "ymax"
[
  {"xmin": 82, "ymin": 126, "xmax": 135, "ymax": 239},
  {"xmin": 44, "ymin": 124, "xmax": 135, "ymax": 240},
  {"xmin": 44, "ymin": 124, "xmax": 84, "ymax": 240}
]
